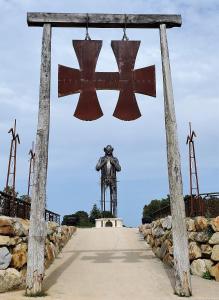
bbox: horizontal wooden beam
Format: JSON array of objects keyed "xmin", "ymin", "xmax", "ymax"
[{"xmin": 27, "ymin": 13, "xmax": 182, "ymax": 28}]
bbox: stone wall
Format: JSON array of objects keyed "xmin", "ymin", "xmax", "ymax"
[
  {"xmin": 0, "ymin": 216, "xmax": 76, "ymax": 293},
  {"xmin": 139, "ymin": 216, "xmax": 219, "ymax": 281}
]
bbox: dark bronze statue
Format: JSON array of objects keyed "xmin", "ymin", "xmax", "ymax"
[{"xmin": 96, "ymin": 145, "xmax": 121, "ymax": 217}]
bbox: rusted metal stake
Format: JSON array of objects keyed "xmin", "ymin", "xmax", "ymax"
[
  {"xmin": 6, "ymin": 119, "xmax": 20, "ymax": 192},
  {"xmin": 27, "ymin": 141, "xmax": 35, "ymax": 197},
  {"xmin": 186, "ymin": 122, "xmax": 201, "ymax": 216},
  {"xmin": 5, "ymin": 119, "xmax": 20, "ymax": 217}
]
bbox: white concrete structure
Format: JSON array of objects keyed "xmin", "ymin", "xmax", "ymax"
[{"xmin": 95, "ymin": 218, "xmax": 123, "ymax": 228}]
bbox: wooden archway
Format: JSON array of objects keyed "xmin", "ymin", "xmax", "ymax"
[{"xmin": 26, "ymin": 13, "xmax": 191, "ymax": 297}]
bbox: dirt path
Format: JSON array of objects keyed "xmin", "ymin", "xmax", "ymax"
[{"xmin": 2, "ymin": 228, "xmax": 219, "ymax": 300}]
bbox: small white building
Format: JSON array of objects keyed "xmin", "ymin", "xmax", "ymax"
[{"xmin": 95, "ymin": 218, "xmax": 123, "ymax": 228}]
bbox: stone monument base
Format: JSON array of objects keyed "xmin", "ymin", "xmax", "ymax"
[{"xmin": 95, "ymin": 218, "xmax": 123, "ymax": 228}]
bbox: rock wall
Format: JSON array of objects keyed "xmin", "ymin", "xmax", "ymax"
[
  {"xmin": 0, "ymin": 216, "xmax": 76, "ymax": 293},
  {"xmin": 139, "ymin": 216, "xmax": 219, "ymax": 281}
]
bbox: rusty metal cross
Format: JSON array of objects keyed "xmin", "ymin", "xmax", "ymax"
[{"xmin": 58, "ymin": 40, "xmax": 156, "ymax": 121}]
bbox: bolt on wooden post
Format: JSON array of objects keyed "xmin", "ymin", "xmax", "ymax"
[
  {"xmin": 26, "ymin": 23, "xmax": 52, "ymax": 296},
  {"xmin": 159, "ymin": 23, "xmax": 192, "ymax": 297}
]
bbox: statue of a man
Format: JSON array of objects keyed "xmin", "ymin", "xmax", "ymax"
[{"xmin": 96, "ymin": 145, "xmax": 121, "ymax": 217}]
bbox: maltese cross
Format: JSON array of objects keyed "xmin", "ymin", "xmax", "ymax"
[{"xmin": 58, "ymin": 40, "xmax": 156, "ymax": 121}]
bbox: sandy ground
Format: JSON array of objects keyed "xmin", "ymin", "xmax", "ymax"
[{"xmin": 1, "ymin": 227, "xmax": 219, "ymax": 300}]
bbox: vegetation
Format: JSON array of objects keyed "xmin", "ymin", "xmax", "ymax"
[
  {"xmin": 89, "ymin": 204, "xmax": 102, "ymax": 224},
  {"xmin": 142, "ymin": 195, "xmax": 193, "ymax": 221},
  {"xmin": 142, "ymin": 195, "xmax": 170, "ymax": 219},
  {"xmin": 101, "ymin": 211, "xmax": 114, "ymax": 218},
  {"xmin": 3, "ymin": 186, "xmax": 19, "ymax": 197},
  {"xmin": 25, "ymin": 291, "xmax": 48, "ymax": 297},
  {"xmin": 205, "ymin": 225, "xmax": 214, "ymax": 239},
  {"xmin": 20, "ymin": 194, "xmax": 31, "ymax": 203},
  {"xmin": 62, "ymin": 210, "xmax": 92, "ymax": 227},
  {"xmin": 202, "ymin": 271, "xmax": 213, "ymax": 280},
  {"xmin": 62, "ymin": 204, "xmax": 114, "ymax": 227}
]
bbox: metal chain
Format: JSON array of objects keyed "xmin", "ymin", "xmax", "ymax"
[
  {"xmin": 122, "ymin": 14, "xmax": 129, "ymax": 41},
  {"xmin": 85, "ymin": 13, "xmax": 91, "ymax": 40}
]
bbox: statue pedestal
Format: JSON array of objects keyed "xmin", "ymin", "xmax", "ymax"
[{"xmin": 95, "ymin": 218, "xmax": 123, "ymax": 228}]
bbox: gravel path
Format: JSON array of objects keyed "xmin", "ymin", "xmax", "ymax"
[{"xmin": 1, "ymin": 227, "xmax": 219, "ymax": 300}]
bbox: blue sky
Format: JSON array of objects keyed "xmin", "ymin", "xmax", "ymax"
[{"xmin": 0, "ymin": 1, "xmax": 218, "ymax": 227}]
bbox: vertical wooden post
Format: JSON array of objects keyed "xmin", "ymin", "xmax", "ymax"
[
  {"xmin": 159, "ymin": 24, "xmax": 192, "ymax": 297},
  {"xmin": 26, "ymin": 23, "xmax": 52, "ymax": 296}
]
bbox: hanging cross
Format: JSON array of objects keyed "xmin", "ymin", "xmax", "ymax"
[{"xmin": 58, "ymin": 40, "xmax": 156, "ymax": 121}]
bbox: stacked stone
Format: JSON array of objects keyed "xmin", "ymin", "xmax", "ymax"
[
  {"xmin": 0, "ymin": 216, "xmax": 76, "ymax": 293},
  {"xmin": 139, "ymin": 216, "xmax": 219, "ymax": 282}
]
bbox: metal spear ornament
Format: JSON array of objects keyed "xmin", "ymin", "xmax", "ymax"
[
  {"xmin": 27, "ymin": 142, "xmax": 35, "ymax": 197},
  {"xmin": 58, "ymin": 39, "xmax": 156, "ymax": 121},
  {"xmin": 186, "ymin": 122, "xmax": 203, "ymax": 216},
  {"xmin": 6, "ymin": 119, "xmax": 20, "ymax": 194},
  {"xmin": 5, "ymin": 119, "xmax": 20, "ymax": 217}
]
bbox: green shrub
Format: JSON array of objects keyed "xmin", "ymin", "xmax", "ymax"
[{"xmin": 202, "ymin": 271, "xmax": 213, "ymax": 280}]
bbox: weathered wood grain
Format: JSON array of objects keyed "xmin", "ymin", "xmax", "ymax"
[
  {"xmin": 26, "ymin": 23, "xmax": 52, "ymax": 296},
  {"xmin": 27, "ymin": 13, "xmax": 182, "ymax": 28},
  {"xmin": 159, "ymin": 23, "xmax": 192, "ymax": 297}
]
